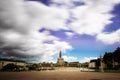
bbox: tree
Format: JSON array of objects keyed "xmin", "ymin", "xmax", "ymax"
[
  {"xmin": 113, "ymin": 47, "xmax": 120, "ymax": 69},
  {"xmin": 114, "ymin": 47, "xmax": 120, "ymax": 63},
  {"xmin": 2, "ymin": 63, "xmax": 19, "ymax": 71},
  {"xmin": 27, "ymin": 64, "xmax": 40, "ymax": 70},
  {"xmin": 103, "ymin": 52, "xmax": 113, "ymax": 70},
  {"xmin": 69, "ymin": 62, "xmax": 80, "ymax": 67},
  {"xmin": 103, "ymin": 47, "xmax": 120, "ymax": 70},
  {"xmin": 95, "ymin": 58, "xmax": 100, "ymax": 70}
]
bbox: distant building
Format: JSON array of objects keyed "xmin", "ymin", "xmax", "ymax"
[
  {"xmin": 89, "ymin": 59, "xmax": 106, "ymax": 69},
  {"xmin": 0, "ymin": 59, "xmax": 27, "ymax": 70},
  {"xmin": 88, "ymin": 62, "xmax": 96, "ymax": 68},
  {"xmin": 57, "ymin": 51, "xmax": 64, "ymax": 66},
  {"xmin": 88, "ymin": 59, "xmax": 97, "ymax": 68}
]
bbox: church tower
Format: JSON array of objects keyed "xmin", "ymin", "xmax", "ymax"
[
  {"xmin": 57, "ymin": 51, "xmax": 64, "ymax": 66},
  {"xmin": 59, "ymin": 50, "xmax": 62, "ymax": 58}
]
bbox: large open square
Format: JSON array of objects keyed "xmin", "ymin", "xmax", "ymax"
[{"xmin": 0, "ymin": 71, "xmax": 120, "ymax": 80}]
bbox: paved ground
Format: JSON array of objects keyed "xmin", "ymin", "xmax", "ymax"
[{"xmin": 0, "ymin": 70, "xmax": 120, "ymax": 80}]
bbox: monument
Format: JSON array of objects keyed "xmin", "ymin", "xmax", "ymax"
[{"xmin": 57, "ymin": 51, "xmax": 64, "ymax": 66}]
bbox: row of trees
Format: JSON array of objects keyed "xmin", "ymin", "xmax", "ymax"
[
  {"xmin": 1, "ymin": 62, "xmax": 82, "ymax": 72},
  {"xmin": 103, "ymin": 47, "xmax": 120, "ymax": 70},
  {"xmin": 90, "ymin": 47, "xmax": 120, "ymax": 70},
  {"xmin": 1, "ymin": 63, "xmax": 27, "ymax": 71},
  {"xmin": 64, "ymin": 62, "xmax": 80, "ymax": 67},
  {"xmin": 1, "ymin": 62, "xmax": 55, "ymax": 71}
]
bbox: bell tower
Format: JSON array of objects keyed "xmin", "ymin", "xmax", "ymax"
[
  {"xmin": 57, "ymin": 51, "xmax": 64, "ymax": 66},
  {"xmin": 59, "ymin": 50, "xmax": 62, "ymax": 58}
]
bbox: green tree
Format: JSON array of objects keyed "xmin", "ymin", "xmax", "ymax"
[
  {"xmin": 27, "ymin": 64, "xmax": 40, "ymax": 70},
  {"xmin": 2, "ymin": 63, "xmax": 19, "ymax": 71},
  {"xmin": 103, "ymin": 47, "xmax": 120, "ymax": 70},
  {"xmin": 103, "ymin": 52, "xmax": 113, "ymax": 70},
  {"xmin": 69, "ymin": 62, "xmax": 80, "ymax": 67},
  {"xmin": 113, "ymin": 47, "xmax": 120, "ymax": 69}
]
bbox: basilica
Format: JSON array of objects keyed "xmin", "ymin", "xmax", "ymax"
[{"xmin": 57, "ymin": 51, "xmax": 64, "ymax": 66}]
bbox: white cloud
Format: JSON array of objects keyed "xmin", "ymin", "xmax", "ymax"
[
  {"xmin": 51, "ymin": 0, "xmax": 120, "ymax": 44},
  {"xmin": 51, "ymin": 0, "xmax": 84, "ymax": 7},
  {"xmin": 63, "ymin": 55, "xmax": 78, "ymax": 62},
  {"xmin": 65, "ymin": 32, "xmax": 75, "ymax": 37},
  {"xmin": 0, "ymin": 0, "xmax": 69, "ymax": 32},
  {"xmin": 0, "ymin": 0, "xmax": 72, "ymax": 62},
  {"xmin": 79, "ymin": 57, "xmax": 97, "ymax": 63},
  {"xmin": 0, "ymin": 29, "xmax": 73, "ymax": 62},
  {"xmin": 69, "ymin": 0, "xmax": 120, "ymax": 35},
  {"xmin": 97, "ymin": 29, "xmax": 120, "ymax": 45},
  {"xmin": 52, "ymin": 0, "xmax": 72, "ymax": 4},
  {"xmin": 26, "ymin": 1, "xmax": 69, "ymax": 31}
]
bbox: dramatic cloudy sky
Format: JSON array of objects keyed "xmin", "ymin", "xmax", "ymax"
[{"xmin": 0, "ymin": 0, "xmax": 120, "ymax": 63}]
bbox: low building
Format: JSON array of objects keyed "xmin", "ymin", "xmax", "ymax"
[
  {"xmin": 89, "ymin": 59, "xmax": 106, "ymax": 70},
  {"xmin": 0, "ymin": 59, "xmax": 27, "ymax": 70},
  {"xmin": 89, "ymin": 59, "xmax": 97, "ymax": 68},
  {"xmin": 89, "ymin": 62, "xmax": 96, "ymax": 68}
]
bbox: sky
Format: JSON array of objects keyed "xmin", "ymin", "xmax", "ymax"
[{"xmin": 0, "ymin": 0, "xmax": 120, "ymax": 63}]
